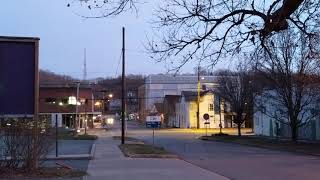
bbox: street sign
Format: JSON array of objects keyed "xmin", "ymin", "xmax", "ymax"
[
  {"xmin": 146, "ymin": 121, "xmax": 161, "ymax": 128},
  {"xmin": 203, "ymin": 113, "xmax": 210, "ymax": 120}
]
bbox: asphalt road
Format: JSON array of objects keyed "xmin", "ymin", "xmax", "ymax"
[{"xmin": 117, "ymin": 121, "xmax": 320, "ymax": 180}]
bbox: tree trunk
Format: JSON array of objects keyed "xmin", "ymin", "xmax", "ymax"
[
  {"xmin": 237, "ymin": 123, "xmax": 242, "ymax": 136},
  {"xmin": 291, "ymin": 125, "xmax": 298, "ymax": 141}
]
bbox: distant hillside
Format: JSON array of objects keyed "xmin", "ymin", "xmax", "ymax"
[
  {"xmin": 39, "ymin": 70, "xmax": 78, "ymax": 84},
  {"xmin": 39, "ymin": 70, "xmax": 145, "ymax": 92}
]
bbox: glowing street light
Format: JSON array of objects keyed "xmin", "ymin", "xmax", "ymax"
[{"xmin": 108, "ymin": 94, "xmax": 113, "ymax": 98}]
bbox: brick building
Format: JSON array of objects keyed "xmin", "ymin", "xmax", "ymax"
[{"xmin": 39, "ymin": 84, "xmax": 101, "ymax": 129}]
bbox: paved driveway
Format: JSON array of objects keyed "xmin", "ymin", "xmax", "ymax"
[{"xmin": 120, "ymin": 122, "xmax": 320, "ymax": 180}]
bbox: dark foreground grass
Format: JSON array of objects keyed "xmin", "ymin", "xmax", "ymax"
[
  {"xmin": 119, "ymin": 144, "xmax": 169, "ymax": 155},
  {"xmin": 0, "ymin": 167, "xmax": 87, "ymax": 179},
  {"xmin": 201, "ymin": 135, "xmax": 320, "ymax": 156},
  {"xmin": 112, "ymin": 136, "xmax": 143, "ymax": 142},
  {"xmin": 58, "ymin": 132, "xmax": 98, "ymax": 140}
]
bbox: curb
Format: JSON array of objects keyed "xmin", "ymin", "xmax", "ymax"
[
  {"xmin": 0, "ymin": 143, "xmax": 97, "ymax": 161},
  {"xmin": 124, "ymin": 152, "xmax": 179, "ymax": 159},
  {"xmin": 89, "ymin": 144, "xmax": 96, "ymax": 159},
  {"xmin": 119, "ymin": 146, "xmax": 179, "ymax": 159},
  {"xmin": 46, "ymin": 143, "xmax": 96, "ymax": 160}
]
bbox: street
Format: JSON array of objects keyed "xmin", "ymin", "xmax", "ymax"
[{"xmin": 115, "ymin": 121, "xmax": 320, "ymax": 180}]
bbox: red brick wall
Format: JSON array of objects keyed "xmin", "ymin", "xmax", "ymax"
[{"xmin": 39, "ymin": 87, "xmax": 94, "ymax": 113}]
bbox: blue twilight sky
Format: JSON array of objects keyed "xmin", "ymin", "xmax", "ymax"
[{"xmin": 0, "ymin": 0, "xmax": 230, "ymax": 79}]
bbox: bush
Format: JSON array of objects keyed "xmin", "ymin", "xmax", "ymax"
[{"xmin": 0, "ymin": 118, "xmax": 54, "ymax": 173}]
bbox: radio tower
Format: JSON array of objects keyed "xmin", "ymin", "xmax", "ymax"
[{"xmin": 83, "ymin": 48, "xmax": 87, "ymax": 81}]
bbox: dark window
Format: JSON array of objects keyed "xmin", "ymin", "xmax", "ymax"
[
  {"xmin": 209, "ymin": 104, "xmax": 214, "ymax": 111},
  {"xmin": 214, "ymin": 95, "xmax": 220, "ymax": 114},
  {"xmin": 61, "ymin": 98, "xmax": 68, "ymax": 104},
  {"xmin": 45, "ymin": 98, "xmax": 56, "ymax": 104}
]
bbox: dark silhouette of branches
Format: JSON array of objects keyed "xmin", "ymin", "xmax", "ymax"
[
  {"xmin": 148, "ymin": 0, "xmax": 320, "ymax": 71},
  {"xmin": 215, "ymin": 61, "xmax": 254, "ymax": 136},
  {"xmin": 254, "ymin": 29, "xmax": 320, "ymax": 141},
  {"xmin": 68, "ymin": 0, "xmax": 137, "ymax": 18}
]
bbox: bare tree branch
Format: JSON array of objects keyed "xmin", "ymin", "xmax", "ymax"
[{"xmin": 148, "ymin": 0, "xmax": 319, "ymax": 71}]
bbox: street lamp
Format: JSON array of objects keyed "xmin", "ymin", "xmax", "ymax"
[{"xmin": 108, "ymin": 93, "xmax": 113, "ymax": 98}]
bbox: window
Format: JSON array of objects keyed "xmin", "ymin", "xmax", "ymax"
[
  {"xmin": 45, "ymin": 98, "xmax": 56, "ymax": 104},
  {"xmin": 61, "ymin": 98, "xmax": 68, "ymax": 105},
  {"xmin": 209, "ymin": 103, "xmax": 214, "ymax": 111},
  {"xmin": 80, "ymin": 98, "xmax": 87, "ymax": 104},
  {"xmin": 214, "ymin": 95, "xmax": 220, "ymax": 114}
]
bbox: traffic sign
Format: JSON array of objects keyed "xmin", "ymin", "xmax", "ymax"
[
  {"xmin": 203, "ymin": 113, "xmax": 210, "ymax": 120},
  {"xmin": 146, "ymin": 121, "xmax": 161, "ymax": 128}
]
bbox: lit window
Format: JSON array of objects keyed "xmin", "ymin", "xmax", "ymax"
[{"xmin": 68, "ymin": 96, "xmax": 77, "ymax": 105}]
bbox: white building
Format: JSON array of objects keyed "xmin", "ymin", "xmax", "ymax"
[
  {"xmin": 138, "ymin": 74, "xmax": 219, "ymax": 121},
  {"xmin": 175, "ymin": 91, "xmax": 225, "ymax": 128},
  {"xmin": 254, "ymin": 90, "xmax": 320, "ymax": 140}
]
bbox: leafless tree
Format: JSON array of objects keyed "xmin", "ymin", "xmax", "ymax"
[
  {"xmin": 215, "ymin": 62, "xmax": 254, "ymax": 136},
  {"xmin": 254, "ymin": 29, "xmax": 320, "ymax": 141},
  {"xmin": 148, "ymin": 0, "xmax": 320, "ymax": 71},
  {"xmin": 68, "ymin": 0, "xmax": 137, "ymax": 17},
  {"xmin": 0, "ymin": 117, "xmax": 53, "ymax": 174}
]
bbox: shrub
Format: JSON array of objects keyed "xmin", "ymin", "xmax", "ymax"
[{"xmin": 0, "ymin": 117, "xmax": 53, "ymax": 174}]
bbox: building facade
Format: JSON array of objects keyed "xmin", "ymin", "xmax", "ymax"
[
  {"xmin": 254, "ymin": 90, "xmax": 320, "ymax": 140},
  {"xmin": 39, "ymin": 84, "xmax": 101, "ymax": 129},
  {"xmin": 174, "ymin": 91, "xmax": 228, "ymax": 128},
  {"xmin": 138, "ymin": 75, "xmax": 219, "ymax": 122}
]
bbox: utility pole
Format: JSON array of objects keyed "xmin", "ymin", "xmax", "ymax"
[
  {"xmin": 121, "ymin": 27, "xmax": 126, "ymax": 144},
  {"xmin": 197, "ymin": 66, "xmax": 200, "ymax": 129},
  {"xmin": 219, "ymin": 96, "xmax": 222, "ymax": 134},
  {"xmin": 75, "ymin": 82, "xmax": 80, "ymax": 130}
]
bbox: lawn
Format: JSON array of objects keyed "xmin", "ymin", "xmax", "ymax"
[
  {"xmin": 112, "ymin": 136, "xmax": 143, "ymax": 143},
  {"xmin": 0, "ymin": 167, "xmax": 87, "ymax": 179},
  {"xmin": 201, "ymin": 135, "xmax": 320, "ymax": 156},
  {"xmin": 57, "ymin": 129, "xmax": 98, "ymax": 140},
  {"xmin": 119, "ymin": 144, "xmax": 169, "ymax": 155}
]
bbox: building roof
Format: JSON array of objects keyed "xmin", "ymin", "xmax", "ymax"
[
  {"xmin": 164, "ymin": 95, "xmax": 181, "ymax": 99},
  {"xmin": 181, "ymin": 91, "xmax": 212, "ymax": 101},
  {"xmin": 145, "ymin": 74, "xmax": 219, "ymax": 84},
  {"xmin": 0, "ymin": 36, "xmax": 40, "ymax": 42}
]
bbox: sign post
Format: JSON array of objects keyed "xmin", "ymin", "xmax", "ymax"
[
  {"xmin": 146, "ymin": 115, "xmax": 161, "ymax": 146},
  {"xmin": 55, "ymin": 114, "xmax": 58, "ymax": 157},
  {"xmin": 203, "ymin": 113, "xmax": 210, "ymax": 137}
]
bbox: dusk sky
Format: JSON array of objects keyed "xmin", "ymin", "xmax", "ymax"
[{"xmin": 0, "ymin": 0, "xmax": 230, "ymax": 79}]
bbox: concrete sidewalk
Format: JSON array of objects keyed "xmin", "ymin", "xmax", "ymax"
[{"xmin": 83, "ymin": 130, "xmax": 229, "ymax": 180}]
